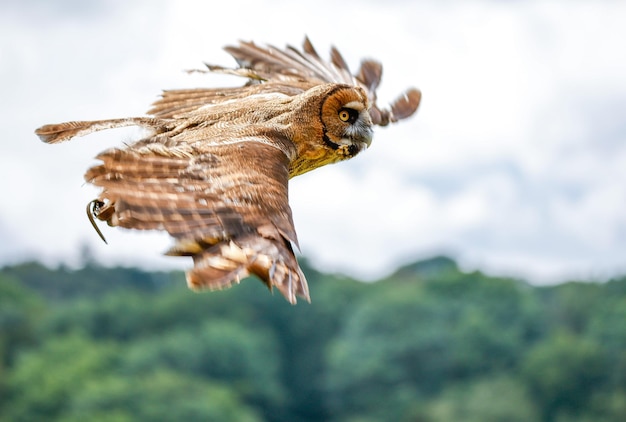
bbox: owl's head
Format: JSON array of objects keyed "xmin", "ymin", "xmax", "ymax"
[
  {"xmin": 319, "ymin": 84, "xmax": 373, "ymax": 158},
  {"xmin": 287, "ymin": 83, "xmax": 374, "ymax": 177}
]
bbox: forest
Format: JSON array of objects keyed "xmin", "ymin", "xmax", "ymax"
[{"xmin": 1, "ymin": 256, "xmax": 625, "ymax": 421}]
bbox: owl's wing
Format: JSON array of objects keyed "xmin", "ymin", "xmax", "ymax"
[
  {"xmin": 223, "ymin": 37, "xmax": 355, "ymax": 85},
  {"xmin": 85, "ymin": 135, "xmax": 309, "ymax": 304},
  {"xmin": 149, "ymin": 37, "xmax": 421, "ymax": 125}
]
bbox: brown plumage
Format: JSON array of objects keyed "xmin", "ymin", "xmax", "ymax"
[{"xmin": 35, "ymin": 37, "xmax": 421, "ymax": 304}]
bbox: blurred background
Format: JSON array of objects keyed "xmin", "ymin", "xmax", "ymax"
[{"xmin": 1, "ymin": 1, "xmax": 625, "ymax": 421}]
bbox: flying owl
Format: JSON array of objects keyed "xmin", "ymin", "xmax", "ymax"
[{"xmin": 35, "ymin": 37, "xmax": 421, "ymax": 304}]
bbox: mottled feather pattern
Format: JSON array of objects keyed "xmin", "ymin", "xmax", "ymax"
[
  {"xmin": 35, "ymin": 37, "xmax": 420, "ymax": 303},
  {"xmin": 86, "ymin": 141, "xmax": 296, "ymax": 242}
]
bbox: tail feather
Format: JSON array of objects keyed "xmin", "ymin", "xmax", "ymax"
[{"xmin": 184, "ymin": 237, "xmax": 309, "ymax": 304}]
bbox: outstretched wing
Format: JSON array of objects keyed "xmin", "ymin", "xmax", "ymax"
[
  {"xmin": 149, "ymin": 37, "xmax": 421, "ymax": 125},
  {"xmin": 85, "ymin": 135, "xmax": 309, "ymax": 304}
]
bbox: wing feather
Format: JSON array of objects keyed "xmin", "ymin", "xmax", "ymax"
[
  {"xmin": 149, "ymin": 37, "xmax": 421, "ymax": 125},
  {"xmin": 35, "ymin": 117, "xmax": 164, "ymax": 144},
  {"xmin": 85, "ymin": 137, "xmax": 308, "ymax": 303}
]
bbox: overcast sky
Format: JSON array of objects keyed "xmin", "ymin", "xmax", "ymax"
[{"xmin": 2, "ymin": 0, "xmax": 625, "ymax": 283}]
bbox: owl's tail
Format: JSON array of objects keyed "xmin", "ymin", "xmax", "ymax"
[
  {"xmin": 35, "ymin": 117, "xmax": 164, "ymax": 144},
  {"xmin": 179, "ymin": 236, "xmax": 310, "ymax": 304}
]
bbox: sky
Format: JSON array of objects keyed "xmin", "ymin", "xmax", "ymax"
[{"xmin": 1, "ymin": 0, "xmax": 625, "ymax": 283}]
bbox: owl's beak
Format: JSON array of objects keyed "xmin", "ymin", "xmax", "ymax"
[
  {"xmin": 356, "ymin": 112, "xmax": 373, "ymax": 148},
  {"xmin": 362, "ymin": 125, "xmax": 373, "ymax": 147},
  {"xmin": 358, "ymin": 133, "xmax": 372, "ymax": 152}
]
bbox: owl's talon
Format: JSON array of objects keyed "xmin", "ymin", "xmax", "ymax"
[{"xmin": 86, "ymin": 199, "xmax": 108, "ymax": 244}]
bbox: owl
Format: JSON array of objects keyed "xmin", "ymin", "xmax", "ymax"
[{"xmin": 35, "ymin": 37, "xmax": 421, "ymax": 304}]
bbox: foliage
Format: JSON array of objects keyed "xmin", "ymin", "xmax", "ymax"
[
  {"xmin": 4, "ymin": 333, "xmax": 260, "ymax": 422},
  {"xmin": 0, "ymin": 275, "xmax": 43, "ymax": 366},
  {"xmin": 421, "ymin": 376, "xmax": 539, "ymax": 422},
  {"xmin": 522, "ymin": 331, "xmax": 608, "ymax": 421},
  {"xmin": 1, "ymin": 257, "xmax": 625, "ymax": 421}
]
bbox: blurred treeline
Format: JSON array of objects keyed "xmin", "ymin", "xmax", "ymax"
[{"xmin": 1, "ymin": 256, "xmax": 625, "ymax": 422}]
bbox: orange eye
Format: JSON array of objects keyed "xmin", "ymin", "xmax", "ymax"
[{"xmin": 338, "ymin": 108, "xmax": 357, "ymax": 123}]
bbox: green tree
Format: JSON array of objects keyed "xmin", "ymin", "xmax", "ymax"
[
  {"xmin": 61, "ymin": 370, "xmax": 262, "ymax": 422},
  {"xmin": 4, "ymin": 333, "xmax": 121, "ymax": 421},
  {"xmin": 587, "ymin": 296, "xmax": 626, "ymax": 389},
  {"xmin": 522, "ymin": 331, "xmax": 608, "ymax": 421},
  {"xmin": 0, "ymin": 275, "xmax": 42, "ymax": 366},
  {"xmin": 121, "ymin": 319, "xmax": 285, "ymax": 419},
  {"xmin": 421, "ymin": 376, "xmax": 539, "ymax": 422},
  {"xmin": 538, "ymin": 282, "xmax": 604, "ymax": 334},
  {"xmin": 325, "ymin": 284, "xmax": 453, "ymax": 420},
  {"xmin": 252, "ymin": 265, "xmax": 368, "ymax": 421},
  {"xmin": 1, "ymin": 261, "xmax": 174, "ymax": 301},
  {"xmin": 3, "ymin": 257, "xmax": 626, "ymax": 422},
  {"xmin": 325, "ymin": 271, "xmax": 539, "ymax": 420},
  {"xmin": 3, "ymin": 332, "xmax": 263, "ymax": 422}
]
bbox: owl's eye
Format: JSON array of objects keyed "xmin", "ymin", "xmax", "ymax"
[{"xmin": 338, "ymin": 108, "xmax": 359, "ymax": 124}]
